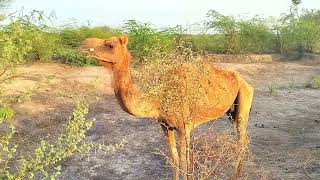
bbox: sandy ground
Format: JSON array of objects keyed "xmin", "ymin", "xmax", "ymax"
[{"xmin": 1, "ymin": 60, "xmax": 319, "ymax": 179}]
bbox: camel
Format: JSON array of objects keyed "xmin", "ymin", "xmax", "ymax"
[{"xmin": 80, "ymin": 35, "xmax": 254, "ymax": 180}]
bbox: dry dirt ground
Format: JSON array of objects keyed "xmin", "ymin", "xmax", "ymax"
[{"xmin": 2, "ymin": 60, "xmax": 319, "ymax": 179}]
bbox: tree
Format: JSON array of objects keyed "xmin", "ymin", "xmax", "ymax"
[
  {"xmin": 205, "ymin": 10, "xmax": 240, "ymax": 54},
  {"xmin": 0, "ymin": 0, "xmax": 11, "ymax": 9},
  {"xmin": 292, "ymin": 0, "xmax": 302, "ymax": 6},
  {"xmin": 0, "ymin": 0, "xmax": 12, "ymax": 20},
  {"xmin": 299, "ymin": 10, "xmax": 320, "ymax": 52},
  {"xmin": 205, "ymin": 10, "xmax": 275, "ymax": 54}
]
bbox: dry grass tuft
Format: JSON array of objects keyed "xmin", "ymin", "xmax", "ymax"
[
  {"xmin": 158, "ymin": 126, "xmax": 273, "ymax": 179},
  {"xmin": 191, "ymin": 128, "xmax": 239, "ymax": 179}
]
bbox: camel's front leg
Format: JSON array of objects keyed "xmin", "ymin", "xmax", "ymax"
[
  {"xmin": 161, "ymin": 124, "xmax": 179, "ymax": 180},
  {"xmin": 178, "ymin": 128, "xmax": 192, "ymax": 180},
  {"xmin": 234, "ymin": 82, "xmax": 254, "ymax": 178}
]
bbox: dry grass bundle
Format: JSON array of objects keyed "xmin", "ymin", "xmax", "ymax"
[
  {"xmin": 191, "ymin": 128, "xmax": 240, "ymax": 179},
  {"xmin": 157, "ymin": 125, "xmax": 273, "ymax": 179}
]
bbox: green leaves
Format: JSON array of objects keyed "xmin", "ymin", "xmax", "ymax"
[
  {"xmin": 292, "ymin": 0, "xmax": 302, "ymax": 6},
  {"xmin": 0, "ymin": 102, "xmax": 96, "ymax": 179},
  {"xmin": 0, "ymin": 21, "xmax": 33, "ymax": 66},
  {"xmin": 205, "ymin": 9, "xmax": 320, "ymax": 55},
  {"xmin": 205, "ymin": 10, "xmax": 275, "ymax": 54},
  {"xmin": 123, "ymin": 20, "xmax": 176, "ymax": 64},
  {"xmin": 0, "ymin": 107, "xmax": 15, "ymax": 123},
  {"xmin": 279, "ymin": 9, "xmax": 320, "ymax": 54},
  {"xmin": 0, "ymin": 0, "xmax": 11, "ymax": 9},
  {"xmin": 56, "ymin": 49, "xmax": 98, "ymax": 66},
  {"xmin": 59, "ymin": 26, "xmax": 120, "ymax": 48},
  {"xmin": 305, "ymin": 76, "xmax": 320, "ymax": 89}
]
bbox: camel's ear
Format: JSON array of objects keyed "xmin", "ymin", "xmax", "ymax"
[{"xmin": 119, "ymin": 35, "xmax": 128, "ymax": 46}]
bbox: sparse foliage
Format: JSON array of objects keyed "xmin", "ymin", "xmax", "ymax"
[
  {"xmin": 292, "ymin": 0, "xmax": 302, "ymax": 6},
  {"xmin": 59, "ymin": 26, "xmax": 120, "ymax": 48},
  {"xmin": 205, "ymin": 10, "xmax": 275, "ymax": 54},
  {"xmin": 0, "ymin": 106, "xmax": 14, "ymax": 124},
  {"xmin": 123, "ymin": 20, "xmax": 177, "ymax": 64},
  {"xmin": 0, "ymin": 102, "xmax": 94, "ymax": 179},
  {"xmin": 56, "ymin": 49, "xmax": 97, "ymax": 66},
  {"xmin": 305, "ymin": 76, "xmax": 320, "ymax": 89},
  {"xmin": 0, "ymin": 0, "xmax": 11, "ymax": 13},
  {"xmin": 268, "ymin": 83, "xmax": 279, "ymax": 95}
]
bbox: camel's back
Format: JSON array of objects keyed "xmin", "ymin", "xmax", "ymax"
[{"xmin": 160, "ymin": 63, "xmax": 240, "ymax": 127}]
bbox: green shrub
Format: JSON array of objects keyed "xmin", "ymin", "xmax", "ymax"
[
  {"xmin": 238, "ymin": 18, "xmax": 276, "ymax": 53},
  {"xmin": 0, "ymin": 21, "xmax": 33, "ymax": 66},
  {"xmin": 268, "ymin": 83, "xmax": 278, "ymax": 95},
  {"xmin": 79, "ymin": 26, "xmax": 121, "ymax": 39},
  {"xmin": 205, "ymin": 10, "xmax": 240, "ymax": 54},
  {"xmin": 305, "ymin": 76, "xmax": 320, "ymax": 89},
  {"xmin": 16, "ymin": 89, "xmax": 33, "ymax": 103},
  {"xmin": 0, "ymin": 21, "xmax": 32, "ymax": 84},
  {"xmin": 59, "ymin": 26, "xmax": 120, "ymax": 48},
  {"xmin": 205, "ymin": 10, "xmax": 275, "ymax": 54},
  {"xmin": 191, "ymin": 34, "xmax": 226, "ymax": 53},
  {"xmin": 0, "ymin": 10, "xmax": 61, "ymax": 62},
  {"xmin": 0, "ymin": 106, "xmax": 14, "ymax": 123},
  {"xmin": 28, "ymin": 30, "xmax": 61, "ymax": 61},
  {"xmin": 277, "ymin": 8, "xmax": 320, "ymax": 55},
  {"xmin": 0, "ymin": 102, "xmax": 94, "ymax": 179},
  {"xmin": 59, "ymin": 28, "xmax": 85, "ymax": 48},
  {"xmin": 56, "ymin": 49, "xmax": 97, "ymax": 66},
  {"xmin": 0, "ymin": 11, "xmax": 61, "ymax": 85},
  {"xmin": 122, "ymin": 20, "xmax": 176, "ymax": 64}
]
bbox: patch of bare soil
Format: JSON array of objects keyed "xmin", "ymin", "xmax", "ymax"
[{"xmin": 3, "ymin": 61, "xmax": 320, "ymax": 179}]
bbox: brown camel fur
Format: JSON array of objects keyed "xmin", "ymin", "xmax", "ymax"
[{"xmin": 80, "ymin": 35, "xmax": 254, "ymax": 180}]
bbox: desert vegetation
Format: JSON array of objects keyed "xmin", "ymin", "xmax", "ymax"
[{"xmin": 0, "ymin": 0, "xmax": 319, "ymax": 179}]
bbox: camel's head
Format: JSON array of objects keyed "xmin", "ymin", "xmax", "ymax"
[{"xmin": 80, "ymin": 35, "xmax": 129, "ymax": 69}]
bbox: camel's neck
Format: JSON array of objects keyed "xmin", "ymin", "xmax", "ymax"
[
  {"xmin": 112, "ymin": 53, "xmax": 159, "ymax": 118},
  {"xmin": 113, "ymin": 63, "xmax": 134, "ymax": 113}
]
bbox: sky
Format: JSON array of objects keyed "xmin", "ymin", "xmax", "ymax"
[{"xmin": 9, "ymin": 0, "xmax": 320, "ymax": 28}]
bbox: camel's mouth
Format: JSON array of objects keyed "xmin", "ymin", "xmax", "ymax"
[
  {"xmin": 92, "ymin": 56, "xmax": 116, "ymax": 66},
  {"xmin": 97, "ymin": 58, "xmax": 115, "ymax": 66},
  {"xmin": 80, "ymin": 48, "xmax": 115, "ymax": 65}
]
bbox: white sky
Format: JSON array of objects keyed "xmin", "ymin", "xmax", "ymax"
[{"xmin": 9, "ymin": 0, "xmax": 320, "ymax": 28}]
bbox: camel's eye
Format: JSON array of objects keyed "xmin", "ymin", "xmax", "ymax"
[{"xmin": 105, "ymin": 41, "xmax": 115, "ymax": 49}]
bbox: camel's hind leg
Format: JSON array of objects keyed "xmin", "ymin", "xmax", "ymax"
[
  {"xmin": 234, "ymin": 81, "xmax": 254, "ymax": 178},
  {"xmin": 161, "ymin": 124, "xmax": 180, "ymax": 180}
]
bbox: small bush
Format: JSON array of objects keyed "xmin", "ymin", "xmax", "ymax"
[
  {"xmin": 0, "ymin": 11, "xmax": 60, "ymax": 85},
  {"xmin": 205, "ymin": 10, "xmax": 275, "ymax": 54},
  {"xmin": 0, "ymin": 11, "xmax": 62, "ymax": 62},
  {"xmin": 0, "ymin": 106, "xmax": 14, "ymax": 123},
  {"xmin": 59, "ymin": 28, "xmax": 85, "ymax": 48},
  {"xmin": 15, "ymin": 89, "xmax": 33, "ymax": 103},
  {"xmin": 28, "ymin": 30, "xmax": 61, "ymax": 61},
  {"xmin": 79, "ymin": 26, "xmax": 121, "ymax": 39},
  {"xmin": 123, "ymin": 20, "xmax": 176, "ymax": 64},
  {"xmin": 0, "ymin": 21, "xmax": 33, "ymax": 66},
  {"xmin": 0, "ymin": 102, "xmax": 94, "ymax": 179},
  {"xmin": 268, "ymin": 83, "xmax": 278, "ymax": 95},
  {"xmin": 191, "ymin": 129, "xmax": 240, "ymax": 179},
  {"xmin": 56, "ymin": 49, "xmax": 97, "ymax": 66},
  {"xmin": 192, "ymin": 34, "xmax": 226, "ymax": 54},
  {"xmin": 305, "ymin": 76, "xmax": 320, "ymax": 89},
  {"xmin": 59, "ymin": 26, "xmax": 120, "ymax": 48}
]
